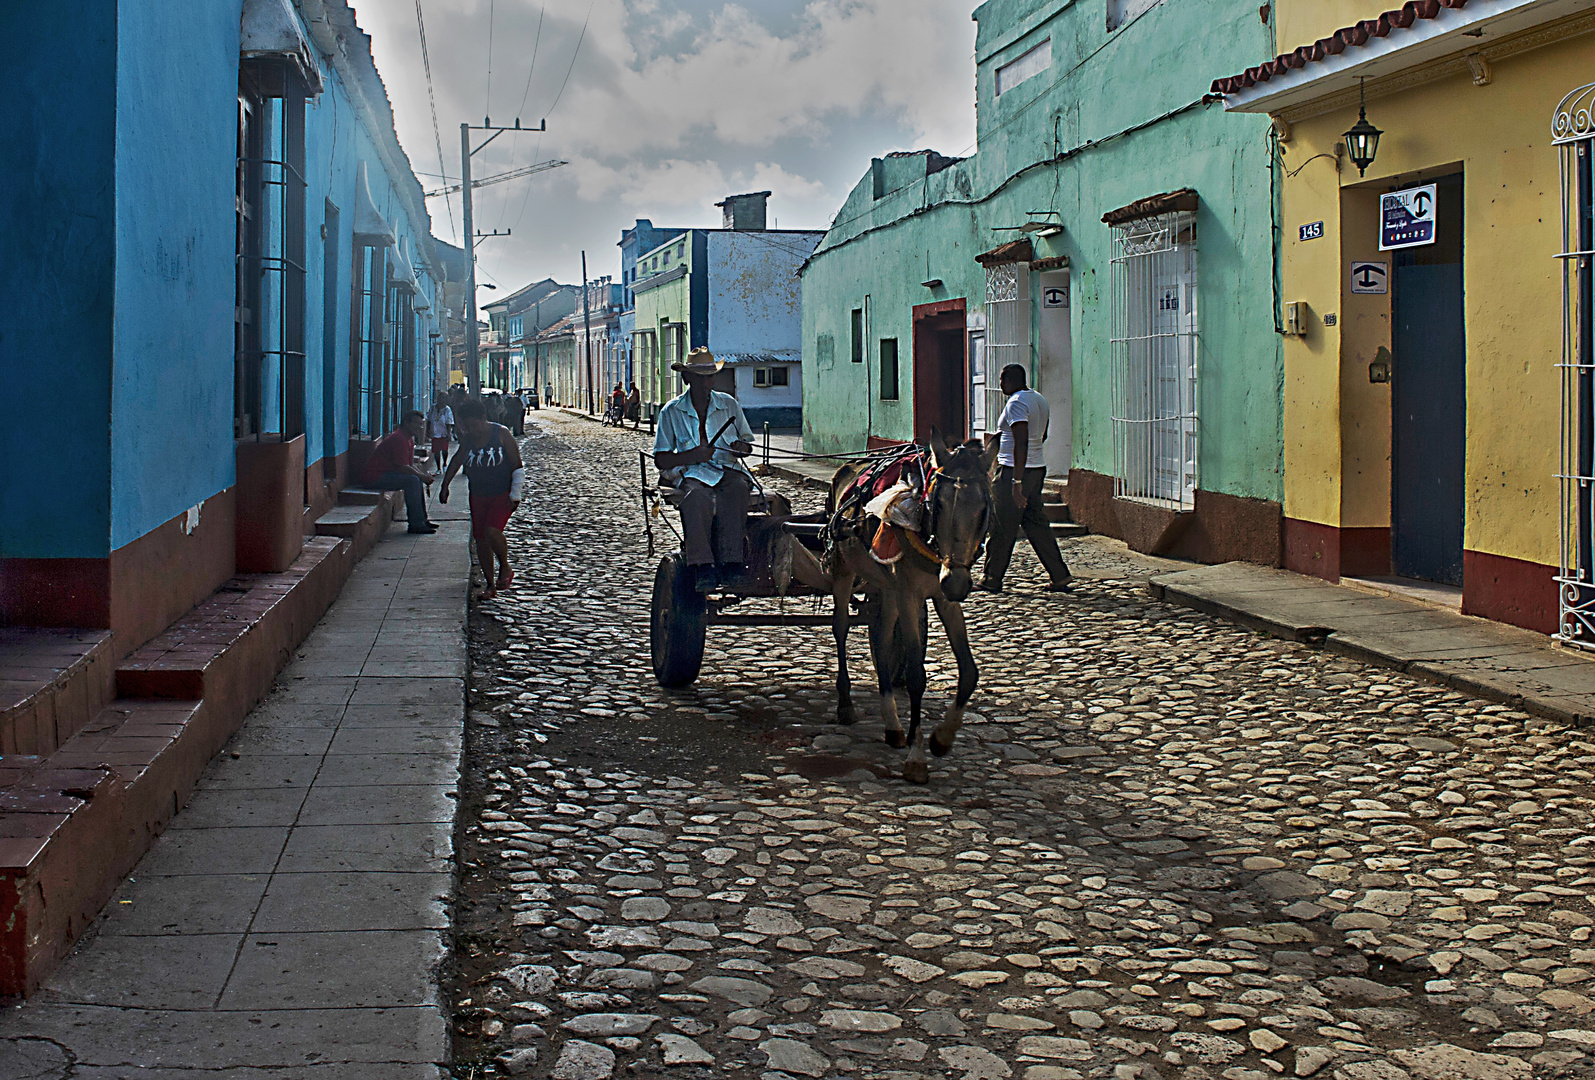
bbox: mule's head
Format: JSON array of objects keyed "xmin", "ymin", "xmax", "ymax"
[{"xmin": 927, "ymin": 427, "xmax": 998, "ymax": 601}]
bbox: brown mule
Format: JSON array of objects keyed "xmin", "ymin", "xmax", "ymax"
[{"xmin": 801, "ymin": 430, "xmax": 996, "ymax": 783}]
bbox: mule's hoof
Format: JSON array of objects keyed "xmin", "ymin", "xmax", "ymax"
[
  {"xmin": 836, "ymin": 705, "xmax": 857, "ymax": 726},
  {"xmin": 930, "ymin": 733, "xmax": 954, "ymax": 757},
  {"xmin": 884, "ymin": 729, "xmax": 908, "ymax": 749},
  {"xmin": 902, "ymin": 760, "xmax": 930, "ymax": 785}
]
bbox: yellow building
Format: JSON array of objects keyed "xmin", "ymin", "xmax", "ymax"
[{"xmin": 1212, "ymin": 0, "xmax": 1595, "ymax": 638}]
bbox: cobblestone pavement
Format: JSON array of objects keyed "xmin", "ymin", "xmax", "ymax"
[{"xmin": 449, "ymin": 410, "xmax": 1595, "ymax": 1080}]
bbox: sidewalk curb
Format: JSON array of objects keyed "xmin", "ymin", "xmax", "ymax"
[
  {"xmin": 1151, "ymin": 574, "xmax": 1595, "ymax": 729},
  {"xmin": 761, "ymin": 461, "xmax": 834, "ymax": 492}
]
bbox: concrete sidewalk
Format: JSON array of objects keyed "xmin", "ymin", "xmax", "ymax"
[
  {"xmin": 1152, "ymin": 561, "xmax": 1595, "ymax": 726},
  {"xmin": 0, "ymin": 516, "xmax": 470, "ymax": 1077}
]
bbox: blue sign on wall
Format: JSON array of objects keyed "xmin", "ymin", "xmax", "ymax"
[{"xmin": 1380, "ymin": 184, "xmax": 1437, "ymax": 251}]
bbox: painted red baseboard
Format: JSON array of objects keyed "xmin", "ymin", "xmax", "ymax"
[{"xmin": 1462, "ymin": 549, "xmax": 1557, "ymax": 636}]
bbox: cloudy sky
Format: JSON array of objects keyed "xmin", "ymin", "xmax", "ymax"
[{"xmin": 359, "ymin": 0, "xmax": 977, "ymax": 296}]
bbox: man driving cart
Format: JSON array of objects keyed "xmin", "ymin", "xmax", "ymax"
[{"xmin": 652, "ymin": 349, "xmax": 755, "ymax": 589}]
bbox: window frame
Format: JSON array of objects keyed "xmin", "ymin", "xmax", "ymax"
[{"xmin": 878, "ymin": 338, "xmax": 899, "ymax": 400}]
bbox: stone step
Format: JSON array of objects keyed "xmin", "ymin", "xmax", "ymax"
[
  {"xmin": 315, "ymin": 490, "xmax": 400, "ymax": 562},
  {"xmin": 1053, "ymin": 522, "xmax": 1089, "ymax": 539},
  {"xmin": 0, "ymin": 629, "xmax": 116, "ymax": 758},
  {"xmin": 0, "ymin": 533, "xmax": 361, "ymax": 996},
  {"xmin": 1043, "ymin": 501, "xmax": 1073, "ymax": 523},
  {"xmin": 116, "ymin": 537, "xmax": 348, "ymax": 705}
]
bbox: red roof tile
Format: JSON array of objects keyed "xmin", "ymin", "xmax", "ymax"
[{"xmin": 1211, "ymin": 0, "xmax": 1468, "ymax": 97}]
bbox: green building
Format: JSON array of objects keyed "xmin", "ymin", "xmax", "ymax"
[{"xmin": 800, "ymin": 0, "xmax": 1283, "ymax": 564}]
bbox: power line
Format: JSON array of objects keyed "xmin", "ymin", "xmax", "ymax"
[
  {"xmin": 492, "ymin": 3, "xmax": 548, "ymax": 233},
  {"xmin": 414, "ymin": 0, "xmax": 455, "ymax": 241},
  {"xmin": 546, "ymin": 3, "xmax": 593, "ymax": 117},
  {"xmin": 484, "ymin": 0, "xmax": 497, "ymax": 119}
]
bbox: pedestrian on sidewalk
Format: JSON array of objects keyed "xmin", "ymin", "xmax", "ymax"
[
  {"xmin": 978, "ymin": 364, "xmax": 1072, "ymax": 594},
  {"xmin": 427, "ymin": 394, "xmax": 455, "ymax": 470},
  {"xmin": 361, "ymin": 410, "xmax": 438, "ymax": 535},
  {"xmin": 440, "ymin": 397, "xmax": 523, "ymax": 599},
  {"xmin": 626, "ymin": 382, "xmax": 642, "ymax": 428}
]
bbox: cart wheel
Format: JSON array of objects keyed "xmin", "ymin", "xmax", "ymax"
[{"xmin": 651, "ymin": 554, "xmax": 706, "ymax": 687}]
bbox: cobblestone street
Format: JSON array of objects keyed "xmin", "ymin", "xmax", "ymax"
[{"xmin": 449, "ymin": 410, "xmax": 1595, "ymax": 1080}]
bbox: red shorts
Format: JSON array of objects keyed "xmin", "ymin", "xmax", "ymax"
[
  {"xmin": 469, "ymin": 494, "xmax": 515, "ymax": 539},
  {"xmin": 431, "ymin": 437, "xmax": 450, "ymax": 457}
]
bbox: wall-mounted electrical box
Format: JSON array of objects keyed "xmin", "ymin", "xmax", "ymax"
[{"xmin": 1284, "ymin": 301, "xmax": 1310, "ymax": 336}]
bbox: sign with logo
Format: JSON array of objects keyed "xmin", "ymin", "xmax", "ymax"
[
  {"xmin": 1042, "ymin": 285, "xmax": 1068, "ymax": 308},
  {"xmin": 1380, "ymin": 184, "xmax": 1437, "ymax": 250},
  {"xmin": 1299, "ymin": 221, "xmax": 1325, "ymax": 241},
  {"xmin": 1350, "ymin": 261, "xmax": 1389, "ymax": 294}
]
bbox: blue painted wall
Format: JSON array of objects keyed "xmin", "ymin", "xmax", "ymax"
[
  {"xmin": 3, "ymin": 0, "xmax": 445, "ymax": 564},
  {"xmin": 0, "ymin": 1, "xmax": 118, "ymax": 559},
  {"xmin": 109, "ymin": 0, "xmax": 242, "ymax": 550}
]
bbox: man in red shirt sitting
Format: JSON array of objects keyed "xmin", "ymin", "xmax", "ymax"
[{"xmin": 361, "ymin": 410, "xmax": 437, "ymax": 534}]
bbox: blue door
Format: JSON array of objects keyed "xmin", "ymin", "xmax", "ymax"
[{"xmin": 1391, "ymin": 173, "xmax": 1465, "ymax": 585}]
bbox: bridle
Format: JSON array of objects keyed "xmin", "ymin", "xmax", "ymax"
[{"xmin": 916, "ymin": 466, "xmax": 993, "ymax": 573}]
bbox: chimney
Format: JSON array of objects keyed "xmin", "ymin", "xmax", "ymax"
[{"xmin": 716, "ymin": 191, "xmax": 771, "ymax": 231}]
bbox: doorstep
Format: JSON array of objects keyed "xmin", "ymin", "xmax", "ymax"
[{"xmin": 0, "ymin": 536, "xmax": 357, "ymax": 996}]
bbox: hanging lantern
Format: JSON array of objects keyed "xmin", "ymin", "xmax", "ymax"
[{"xmin": 1343, "ymin": 77, "xmax": 1382, "ymax": 177}]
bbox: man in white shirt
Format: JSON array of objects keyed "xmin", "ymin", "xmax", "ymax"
[
  {"xmin": 426, "ymin": 395, "xmax": 455, "ymax": 470},
  {"xmin": 979, "ymin": 363, "xmax": 1072, "ymax": 593},
  {"xmin": 652, "ymin": 349, "xmax": 755, "ymax": 578}
]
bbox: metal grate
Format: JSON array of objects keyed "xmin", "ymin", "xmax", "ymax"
[
  {"xmin": 1556, "ymin": 82, "xmax": 1595, "ymax": 647},
  {"xmin": 1109, "ymin": 209, "xmax": 1198, "ymax": 510},
  {"xmin": 983, "ymin": 263, "xmax": 1024, "ymax": 436}
]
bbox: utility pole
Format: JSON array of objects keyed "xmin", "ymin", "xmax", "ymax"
[
  {"xmin": 459, "ymin": 115, "xmax": 544, "ymax": 396},
  {"xmin": 581, "ymin": 251, "xmax": 594, "ymax": 415}
]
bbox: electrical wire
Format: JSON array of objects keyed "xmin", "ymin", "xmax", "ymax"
[
  {"xmin": 485, "ymin": 0, "xmax": 497, "ymax": 120},
  {"xmin": 414, "ymin": 0, "xmax": 455, "ymax": 241},
  {"xmin": 547, "ymin": 2, "xmax": 594, "ymax": 117},
  {"xmin": 491, "ymin": 3, "xmax": 548, "ymax": 233}
]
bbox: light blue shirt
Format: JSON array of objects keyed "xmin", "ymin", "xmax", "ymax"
[{"xmin": 653, "ymin": 389, "xmax": 754, "ymax": 487}]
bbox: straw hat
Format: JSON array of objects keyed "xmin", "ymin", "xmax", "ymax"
[{"xmin": 671, "ymin": 347, "xmax": 723, "ymax": 376}]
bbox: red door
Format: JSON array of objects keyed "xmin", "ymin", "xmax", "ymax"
[{"xmin": 913, "ymin": 299, "xmax": 968, "ymax": 445}]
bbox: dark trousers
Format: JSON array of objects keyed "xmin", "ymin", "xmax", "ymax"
[
  {"xmin": 680, "ymin": 472, "xmax": 752, "ymax": 566},
  {"xmin": 983, "ymin": 465, "xmax": 1071, "ymax": 586},
  {"xmin": 373, "ymin": 472, "xmax": 428, "ymax": 528}
]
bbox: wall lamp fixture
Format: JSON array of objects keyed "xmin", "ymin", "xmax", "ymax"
[{"xmin": 1343, "ymin": 77, "xmax": 1382, "ymax": 177}]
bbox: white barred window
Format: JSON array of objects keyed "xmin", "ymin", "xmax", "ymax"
[
  {"xmin": 1109, "ymin": 209, "xmax": 1198, "ymax": 509},
  {"xmin": 981, "ymin": 262, "xmax": 1026, "ymax": 436}
]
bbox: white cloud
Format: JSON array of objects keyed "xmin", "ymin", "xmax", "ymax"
[{"xmin": 360, "ymin": 0, "xmax": 976, "ymax": 285}]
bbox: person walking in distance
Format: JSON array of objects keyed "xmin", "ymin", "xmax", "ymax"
[
  {"xmin": 440, "ymin": 397, "xmax": 524, "ymax": 599},
  {"xmin": 978, "ymin": 364, "xmax": 1072, "ymax": 593},
  {"xmin": 360, "ymin": 410, "xmax": 437, "ymax": 535},
  {"xmin": 426, "ymin": 394, "xmax": 455, "ymax": 470}
]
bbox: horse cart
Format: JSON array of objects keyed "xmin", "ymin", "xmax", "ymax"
[{"xmin": 639, "ymin": 451, "xmax": 833, "ymax": 687}]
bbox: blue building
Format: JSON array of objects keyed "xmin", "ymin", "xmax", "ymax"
[
  {"xmin": 0, "ymin": 0, "xmax": 451, "ymax": 646},
  {"xmin": 617, "ymin": 219, "xmax": 689, "ymax": 396},
  {"xmin": 629, "ymin": 193, "xmax": 822, "ymax": 430}
]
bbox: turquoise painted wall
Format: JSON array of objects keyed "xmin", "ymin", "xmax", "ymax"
[
  {"xmin": 0, "ymin": 0, "xmax": 118, "ymax": 558},
  {"xmin": 801, "ymin": 0, "xmax": 1283, "ymax": 504},
  {"xmin": 110, "ymin": 0, "xmax": 241, "ymax": 550}
]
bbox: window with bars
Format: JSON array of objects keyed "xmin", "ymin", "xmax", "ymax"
[
  {"xmin": 348, "ymin": 243, "xmax": 387, "ymax": 438},
  {"xmin": 1109, "ymin": 209, "xmax": 1198, "ymax": 510},
  {"xmin": 981, "ymin": 262, "xmax": 1025, "ymax": 436},
  {"xmin": 235, "ymin": 62, "xmax": 308, "ymax": 440},
  {"xmin": 1557, "ymin": 83, "xmax": 1595, "ymax": 646}
]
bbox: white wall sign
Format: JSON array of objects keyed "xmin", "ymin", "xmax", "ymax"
[
  {"xmin": 1380, "ymin": 184, "xmax": 1437, "ymax": 250},
  {"xmin": 1042, "ymin": 284, "xmax": 1068, "ymax": 308},
  {"xmin": 1350, "ymin": 261, "xmax": 1389, "ymax": 294}
]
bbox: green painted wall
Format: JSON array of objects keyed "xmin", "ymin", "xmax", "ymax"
[
  {"xmin": 633, "ymin": 268, "xmax": 690, "ymax": 410},
  {"xmin": 800, "ymin": 0, "xmax": 1283, "ymax": 504}
]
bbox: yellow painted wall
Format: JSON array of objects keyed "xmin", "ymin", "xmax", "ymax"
[
  {"xmin": 1278, "ymin": 30, "xmax": 1575, "ymax": 566},
  {"xmin": 1277, "ymin": 1, "xmax": 1401, "ymax": 50}
]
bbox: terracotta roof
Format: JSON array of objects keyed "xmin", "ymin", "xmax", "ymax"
[
  {"xmin": 1211, "ymin": 0, "xmax": 1468, "ymax": 96},
  {"xmin": 975, "ymin": 238, "xmax": 1034, "ymax": 266},
  {"xmin": 1102, "ymin": 189, "xmax": 1199, "ymax": 226}
]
